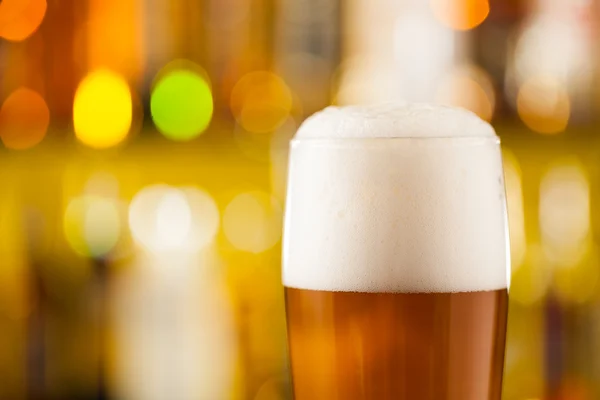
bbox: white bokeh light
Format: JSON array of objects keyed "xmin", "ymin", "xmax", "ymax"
[
  {"xmin": 129, "ymin": 185, "xmax": 220, "ymax": 254},
  {"xmin": 155, "ymin": 190, "xmax": 192, "ymax": 250}
]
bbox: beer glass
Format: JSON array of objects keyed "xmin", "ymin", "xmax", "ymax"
[{"xmin": 283, "ymin": 104, "xmax": 509, "ymax": 400}]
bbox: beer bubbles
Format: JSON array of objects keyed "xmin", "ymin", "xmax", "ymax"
[{"xmin": 283, "ymin": 104, "xmax": 507, "ymax": 293}]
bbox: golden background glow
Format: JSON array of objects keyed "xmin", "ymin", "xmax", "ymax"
[{"xmin": 517, "ymin": 76, "xmax": 571, "ymax": 135}]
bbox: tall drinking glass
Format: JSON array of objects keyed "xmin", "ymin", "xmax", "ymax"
[{"xmin": 283, "ymin": 104, "xmax": 509, "ymax": 400}]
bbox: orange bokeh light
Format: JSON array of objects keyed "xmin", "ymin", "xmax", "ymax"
[
  {"xmin": 430, "ymin": 0, "xmax": 490, "ymax": 31},
  {"xmin": 0, "ymin": 88, "xmax": 50, "ymax": 150},
  {"xmin": 436, "ymin": 64, "xmax": 496, "ymax": 122},
  {"xmin": 230, "ymin": 71, "xmax": 293, "ymax": 133},
  {"xmin": 0, "ymin": 0, "xmax": 47, "ymax": 42},
  {"xmin": 517, "ymin": 75, "xmax": 570, "ymax": 135}
]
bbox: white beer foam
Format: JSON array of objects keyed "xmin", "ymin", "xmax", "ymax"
[
  {"xmin": 283, "ymin": 103, "xmax": 509, "ymax": 293},
  {"xmin": 295, "ymin": 103, "xmax": 497, "ymax": 139}
]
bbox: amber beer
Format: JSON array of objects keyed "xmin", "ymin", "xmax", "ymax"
[
  {"xmin": 283, "ymin": 104, "xmax": 510, "ymax": 399},
  {"xmin": 285, "ymin": 288, "xmax": 508, "ymax": 400}
]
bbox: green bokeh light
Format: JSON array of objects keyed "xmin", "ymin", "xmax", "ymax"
[{"xmin": 150, "ymin": 69, "xmax": 213, "ymax": 141}]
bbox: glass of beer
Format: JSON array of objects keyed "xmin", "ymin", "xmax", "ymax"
[{"xmin": 283, "ymin": 104, "xmax": 509, "ymax": 400}]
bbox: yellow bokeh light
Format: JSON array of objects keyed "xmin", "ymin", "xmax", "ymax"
[
  {"xmin": 517, "ymin": 75, "xmax": 570, "ymax": 135},
  {"xmin": 73, "ymin": 69, "xmax": 133, "ymax": 149},
  {"xmin": 223, "ymin": 191, "xmax": 283, "ymax": 253},
  {"xmin": 539, "ymin": 160, "xmax": 590, "ymax": 267},
  {"xmin": 230, "ymin": 71, "xmax": 293, "ymax": 133},
  {"xmin": 0, "ymin": 87, "xmax": 49, "ymax": 150},
  {"xmin": 64, "ymin": 195, "xmax": 122, "ymax": 258},
  {"xmin": 430, "ymin": 0, "xmax": 490, "ymax": 31},
  {"xmin": 502, "ymin": 150, "xmax": 526, "ymax": 271},
  {"xmin": 436, "ymin": 64, "xmax": 496, "ymax": 121},
  {"xmin": 509, "ymin": 244, "xmax": 552, "ymax": 306},
  {"xmin": 0, "ymin": 0, "xmax": 47, "ymax": 41}
]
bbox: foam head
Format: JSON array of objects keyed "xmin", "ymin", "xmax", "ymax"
[{"xmin": 283, "ymin": 103, "xmax": 509, "ymax": 293}]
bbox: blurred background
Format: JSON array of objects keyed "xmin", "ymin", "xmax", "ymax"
[{"xmin": 0, "ymin": 0, "xmax": 598, "ymax": 399}]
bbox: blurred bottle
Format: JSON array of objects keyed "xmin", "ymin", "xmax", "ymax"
[
  {"xmin": 275, "ymin": 0, "xmax": 341, "ymax": 114},
  {"xmin": 204, "ymin": 0, "xmax": 274, "ymax": 118}
]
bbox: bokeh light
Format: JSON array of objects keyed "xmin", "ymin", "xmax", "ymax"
[
  {"xmin": 436, "ymin": 64, "xmax": 496, "ymax": 121},
  {"xmin": 0, "ymin": 87, "xmax": 49, "ymax": 150},
  {"xmin": 511, "ymin": 15, "xmax": 591, "ymax": 92},
  {"xmin": 73, "ymin": 69, "xmax": 133, "ymax": 149},
  {"xmin": 129, "ymin": 185, "xmax": 219, "ymax": 254},
  {"xmin": 64, "ymin": 196, "xmax": 122, "ymax": 258},
  {"xmin": 223, "ymin": 191, "xmax": 283, "ymax": 253},
  {"xmin": 539, "ymin": 160, "xmax": 590, "ymax": 267},
  {"xmin": 150, "ymin": 61, "xmax": 213, "ymax": 141},
  {"xmin": 510, "ymin": 244, "xmax": 552, "ymax": 306},
  {"xmin": 538, "ymin": 159, "xmax": 598, "ymax": 304},
  {"xmin": 183, "ymin": 187, "xmax": 221, "ymax": 249},
  {"xmin": 517, "ymin": 75, "xmax": 570, "ymax": 135},
  {"xmin": 502, "ymin": 150, "xmax": 526, "ymax": 270},
  {"xmin": 430, "ymin": 0, "xmax": 490, "ymax": 31},
  {"xmin": 155, "ymin": 191, "xmax": 192, "ymax": 249},
  {"xmin": 0, "ymin": 0, "xmax": 47, "ymax": 41},
  {"xmin": 129, "ymin": 185, "xmax": 189, "ymax": 253},
  {"xmin": 230, "ymin": 71, "xmax": 293, "ymax": 133}
]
